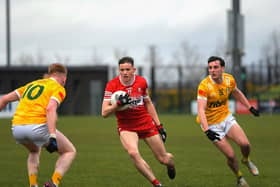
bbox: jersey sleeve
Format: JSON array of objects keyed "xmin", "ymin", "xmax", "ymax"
[
  {"xmin": 142, "ymin": 78, "xmax": 148, "ymax": 99},
  {"xmin": 51, "ymin": 86, "xmax": 66, "ymax": 104},
  {"xmin": 197, "ymin": 81, "xmax": 208, "ymax": 100},
  {"xmin": 15, "ymin": 84, "xmax": 27, "ymax": 98},
  {"xmin": 231, "ymin": 75, "xmax": 237, "ymax": 89},
  {"xmin": 103, "ymin": 81, "xmax": 114, "ymax": 101}
]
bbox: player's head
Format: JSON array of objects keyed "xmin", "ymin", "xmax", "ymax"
[
  {"xmin": 207, "ymin": 56, "xmax": 225, "ymax": 81},
  {"xmin": 48, "ymin": 63, "xmax": 67, "ymax": 86},
  {"xmin": 208, "ymin": 56, "xmax": 225, "ymax": 67},
  {"xmin": 118, "ymin": 56, "xmax": 134, "ymax": 66},
  {"xmin": 118, "ymin": 56, "xmax": 136, "ymax": 84}
]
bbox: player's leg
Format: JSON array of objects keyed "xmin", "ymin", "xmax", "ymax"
[
  {"xmin": 120, "ymin": 130, "xmax": 160, "ymax": 186},
  {"xmin": 214, "ymin": 139, "xmax": 240, "ymax": 175},
  {"xmin": 214, "ymin": 139, "xmax": 249, "ymax": 186},
  {"xmin": 227, "ymin": 123, "xmax": 251, "ymax": 159},
  {"xmin": 46, "ymin": 130, "xmax": 76, "ymax": 187},
  {"xmin": 227, "ymin": 123, "xmax": 259, "ymax": 176},
  {"xmin": 23, "ymin": 143, "xmax": 41, "ymax": 187},
  {"xmin": 12, "ymin": 125, "xmax": 44, "ymax": 187},
  {"xmin": 144, "ymin": 134, "xmax": 175, "ymax": 179}
]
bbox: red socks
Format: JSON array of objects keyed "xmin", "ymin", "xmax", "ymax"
[{"xmin": 152, "ymin": 179, "xmax": 161, "ymax": 186}]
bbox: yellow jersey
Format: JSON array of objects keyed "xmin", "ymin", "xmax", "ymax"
[
  {"xmin": 12, "ymin": 78, "xmax": 66, "ymax": 125},
  {"xmin": 196, "ymin": 73, "xmax": 236, "ymax": 125}
]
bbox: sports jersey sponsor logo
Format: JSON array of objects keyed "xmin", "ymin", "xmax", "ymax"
[
  {"xmin": 130, "ymin": 96, "xmax": 144, "ymax": 106},
  {"xmin": 208, "ymin": 100, "xmax": 227, "ymax": 108}
]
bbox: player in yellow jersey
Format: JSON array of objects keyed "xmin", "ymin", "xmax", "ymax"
[
  {"xmin": 196, "ymin": 56, "xmax": 260, "ymax": 187},
  {"xmin": 0, "ymin": 63, "xmax": 76, "ymax": 187}
]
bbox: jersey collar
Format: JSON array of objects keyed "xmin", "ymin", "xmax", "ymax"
[
  {"xmin": 209, "ymin": 74, "xmax": 224, "ymax": 84},
  {"xmin": 119, "ymin": 75, "xmax": 135, "ymax": 86},
  {"xmin": 50, "ymin": 77, "xmax": 59, "ymax": 83}
]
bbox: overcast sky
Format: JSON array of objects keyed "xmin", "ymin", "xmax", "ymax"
[{"xmin": 0, "ymin": 0, "xmax": 279, "ymax": 67}]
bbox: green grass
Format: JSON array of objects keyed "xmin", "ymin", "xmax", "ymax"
[{"xmin": 0, "ymin": 114, "xmax": 279, "ymax": 187}]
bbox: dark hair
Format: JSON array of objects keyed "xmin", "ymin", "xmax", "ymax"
[
  {"xmin": 208, "ymin": 56, "xmax": 225, "ymax": 67},
  {"xmin": 118, "ymin": 56, "xmax": 134, "ymax": 66}
]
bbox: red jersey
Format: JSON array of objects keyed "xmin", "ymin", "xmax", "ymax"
[{"xmin": 103, "ymin": 75, "xmax": 154, "ymax": 130}]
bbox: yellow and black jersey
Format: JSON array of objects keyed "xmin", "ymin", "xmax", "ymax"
[{"xmin": 196, "ymin": 73, "xmax": 236, "ymax": 125}]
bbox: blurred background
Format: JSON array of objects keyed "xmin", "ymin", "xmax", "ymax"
[{"xmin": 0, "ymin": 0, "xmax": 279, "ymax": 116}]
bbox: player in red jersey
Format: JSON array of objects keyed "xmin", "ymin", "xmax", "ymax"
[{"xmin": 102, "ymin": 56, "xmax": 175, "ymax": 187}]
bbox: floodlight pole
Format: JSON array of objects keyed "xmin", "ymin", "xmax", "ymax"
[
  {"xmin": 6, "ymin": 0, "xmax": 11, "ymax": 67},
  {"xmin": 149, "ymin": 45, "xmax": 157, "ymax": 103},
  {"xmin": 231, "ymin": 0, "xmax": 244, "ymax": 93}
]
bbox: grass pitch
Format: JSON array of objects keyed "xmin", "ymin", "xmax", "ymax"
[{"xmin": 0, "ymin": 114, "xmax": 279, "ymax": 187}]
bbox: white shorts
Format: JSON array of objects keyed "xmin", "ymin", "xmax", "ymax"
[
  {"xmin": 12, "ymin": 124, "xmax": 50, "ymax": 147},
  {"xmin": 204, "ymin": 114, "xmax": 237, "ymax": 141}
]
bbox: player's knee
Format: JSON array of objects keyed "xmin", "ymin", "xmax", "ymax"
[
  {"xmin": 71, "ymin": 147, "xmax": 77, "ymax": 158},
  {"xmin": 63, "ymin": 146, "xmax": 77, "ymax": 159},
  {"xmin": 157, "ymin": 156, "xmax": 166, "ymax": 164},
  {"xmin": 157, "ymin": 153, "xmax": 173, "ymax": 165},
  {"xmin": 127, "ymin": 150, "xmax": 140, "ymax": 160}
]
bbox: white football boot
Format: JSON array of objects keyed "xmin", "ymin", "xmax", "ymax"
[
  {"xmin": 242, "ymin": 159, "xmax": 259, "ymax": 176},
  {"xmin": 237, "ymin": 176, "xmax": 250, "ymax": 187}
]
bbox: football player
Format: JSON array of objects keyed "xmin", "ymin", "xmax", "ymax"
[
  {"xmin": 102, "ymin": 56, "xmax": 175, "ymax": 187},
  {"xmin": 197, "ymin": 56, "xmax": 260, "ymax": 187},
  {"xmin": 0, "ymin": 63, "xmax": 76, "ymax": 187}
]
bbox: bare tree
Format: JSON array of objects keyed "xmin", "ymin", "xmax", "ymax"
[
  {"xmin": 261, "ymin": 29, "xmax": 280, "ymax": 58},
  {"xmin": 35, "ymin": 48, "xmax": 46, "ymax": 65},
  {"xmin": 14, "ymin": 49, "xmax": 72, "ymax": 66},
  {"xmin": 213, "ymin": 40, "xmax": 232, "ymax": 72},
  {"xmin": 171, "ymin": 41, "xmax": 203, "ymax": 86},
  {"xmin": 54, "ymin": 53, "xmax": 71, "ymax": 65},
  {"xmin": 90, "ymin": 47, "xmax": 104, "ymax": 65},
  {"xmin": 261, "ymin": 29, "xmax": 280, "ymax": 84},
  {"xmin": 15, "ymin": 52, "xmax": 35, "ymax": 65},
  {"xmin": 113, "ymin": 48, "xmax": 127, "ymax": 62}
]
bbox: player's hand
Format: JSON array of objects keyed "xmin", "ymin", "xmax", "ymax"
[
  {"xmin": 156, "ymin": 124, "xmax": 167, "ymax": 143},
  {"xmin": 117, "ymin": 93, "xmax": 131, "ymax": 106},
  {"xmin": 46, "ymin": 137, "xmax": 58, "ymax": 153},
  {"xmin": 249, "ymin": 106, "xmax": 260, "ymax": 117},
  {"xmin": 205, "ymin": 129, "xmax": 220, "ymax": 141}
]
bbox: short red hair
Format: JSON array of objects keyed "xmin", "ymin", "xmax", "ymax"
[{"xmin": 48, "ymin": 63, "xmax": 67, "ymax": 75}]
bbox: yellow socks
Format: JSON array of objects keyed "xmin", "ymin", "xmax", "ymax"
[
  {"xmin": 29, "ymin": 171, "xmax": 62, "ymax": 187},
  {"xmin": 236, "ymin": 170, "xmax": 243, "ymax": 178},
  {"xmin": 29, "ymin": 174, "xmax": 38, "ymax": 187},
  {"xmin": 52, "ymin": 171, "xmax": 62, "ymax": 186}
]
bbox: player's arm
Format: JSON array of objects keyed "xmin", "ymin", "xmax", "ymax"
[
  {"xmin": 232, "ymin": 87, "xmax": 251, "ymax": 109},
  {"xmin": 197, "ymin": 98, "xmax": 209, "ymax": 132},
  {"xmin": 232, "ymin": 87, "xmax": 260, "ymax": 116},
  {"xmin": 0, "ymin": 91, "xmax": 19, "ymax": 111},
  {"xmin": 46, "ymin": 99, "xmax": 59, "ymax": 135},
  {"xmin": 198, "ymin": 98, "xmax": 221, "ymax": 141},
  {"xmin": 144, "ymin": 92, "xmax": 167, "ymax": 142},
  {"xmin": 101, "ymin": 100, "xmax": 119, "ymax": 118},
  {"xmin": 144, "ymin": 94, "xmax": 161, "ymax": 125},
  {"xmin": 45, "ymin": 99, "xmax": 60, "ymax": 153}
]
